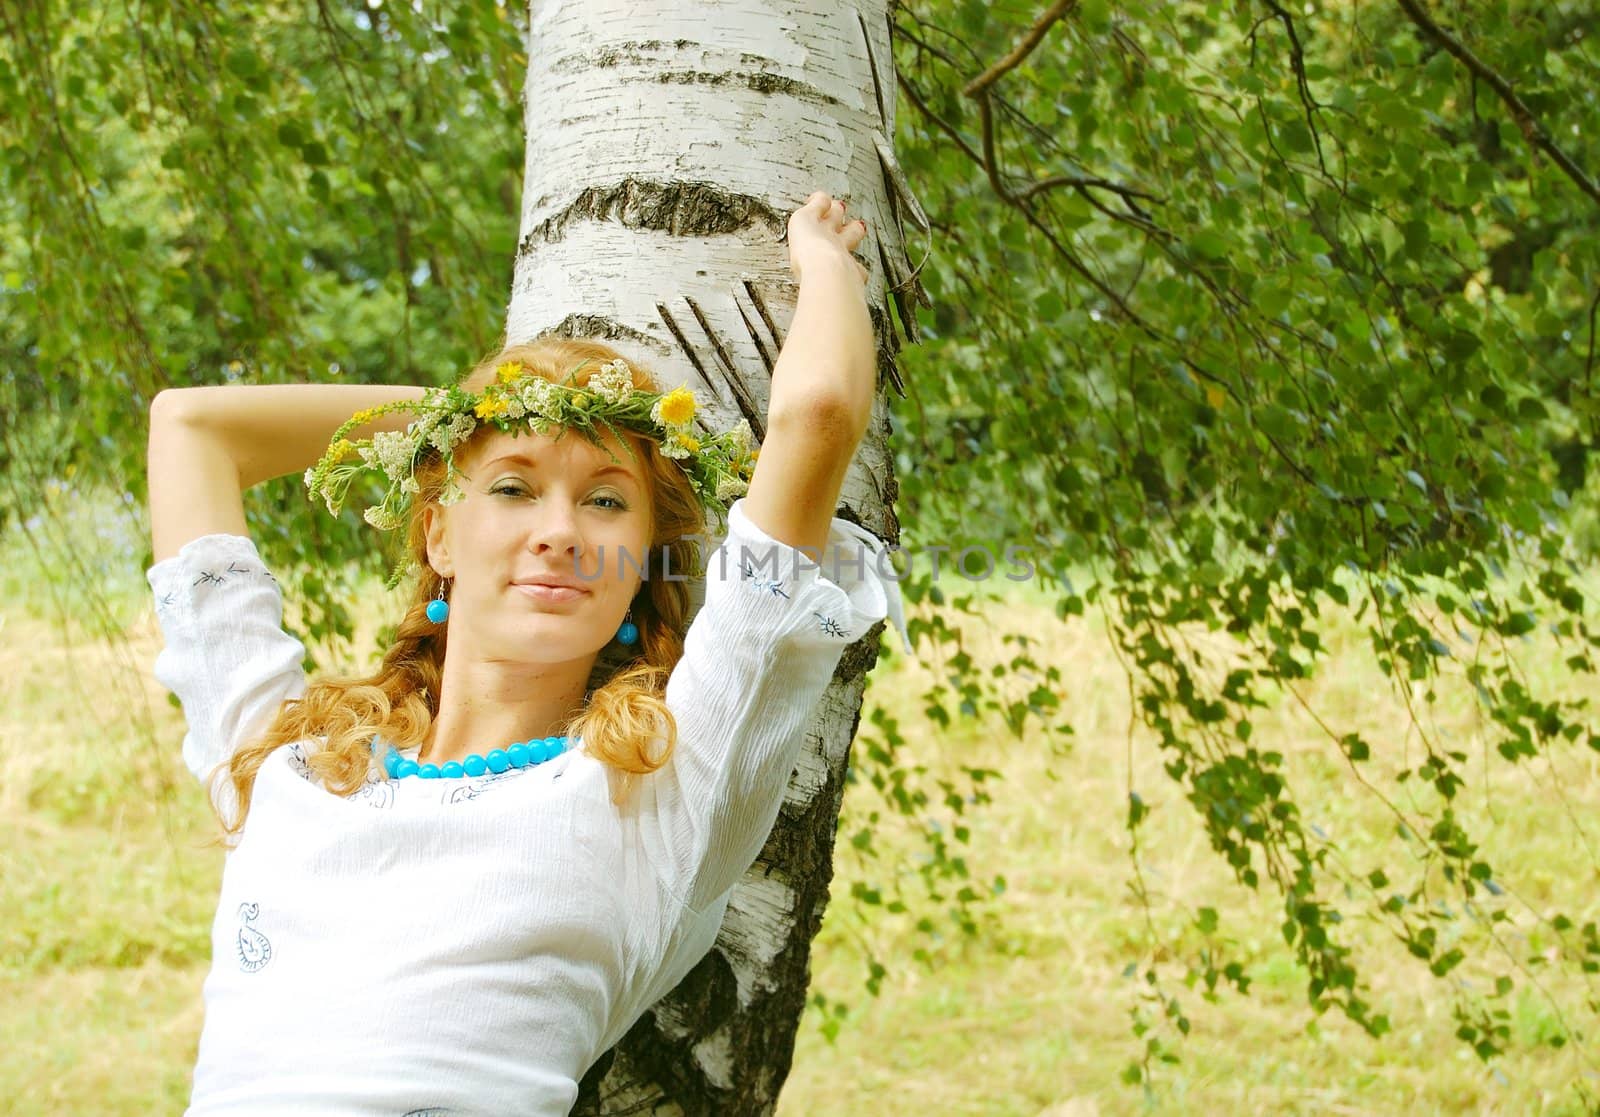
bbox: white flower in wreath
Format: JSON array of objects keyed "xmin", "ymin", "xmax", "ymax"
[
  {"xmin": 446, "ymin": 412, "xmax": 476, "ymax": 447},
  {"xmin": 589, "ymin": 361, "xmax": 635, "ymax": 404},
  {"xmin": 726, "ymin": 418, "xmax": 754, "ymax": 458},
  {"xmin": 424, "ymin": 413, "xmax": 477, "ymax": 458},
  {"xmin": 425, "ymin": 421, "xmax": 454, "ymax": 456},
  {"xmin": 370, "ymin": 429, "xmax": 414, "ymax": 483},
  {"xmin": 519, "ymin": 378, "xmax": 557, "ymax": 414}
]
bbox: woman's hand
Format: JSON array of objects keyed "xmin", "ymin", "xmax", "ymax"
[{"xmin": 786, "ymin": 190, "xmax": 869, "ymax": 286}]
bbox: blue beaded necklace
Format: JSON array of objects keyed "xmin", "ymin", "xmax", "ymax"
[{"xmin": 380, "ymin": 735, "xmax": 576, "ymax": 780}]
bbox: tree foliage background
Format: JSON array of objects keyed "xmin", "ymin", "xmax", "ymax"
[{"xmin": 4, "ymin": 0, "xmax": 1599, "ymax": 1099}]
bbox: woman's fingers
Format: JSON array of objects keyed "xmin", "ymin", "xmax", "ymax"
[
  {"xmin": 789, "ymin": 191, "xmax": 871, "ymax": 281},
  {"xmin": 803, "ymin": 191, "xmax": 848, "ymax": 221}
]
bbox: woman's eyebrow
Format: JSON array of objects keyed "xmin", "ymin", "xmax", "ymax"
[
  {"xmin": 482, "ymin": 451, "xmax": 541, "ymax": 469},
  {"xmin": 483, "ymin": 452, "xmax": 637, "ymax": 485}
]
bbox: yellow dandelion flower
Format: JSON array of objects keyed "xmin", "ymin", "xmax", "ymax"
[
  {"xmin": 496, "ymin": 361, "xmax": 523, "ymax": 385},
  {"xmin": 657, "ymin": 386, "xmax": 696, "ymax": 426},
  {"xmin": 680, "ymin": 434, "xmax": 701, "ymax": 453}
]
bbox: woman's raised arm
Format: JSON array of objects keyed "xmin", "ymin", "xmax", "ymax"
[
  {"xmin": 741, "ymin": 192, "xmax": 874, "ymax": 556},
  {"xmin": 147, "ymin": 384, "xmax": 428, "ymax": 563}
]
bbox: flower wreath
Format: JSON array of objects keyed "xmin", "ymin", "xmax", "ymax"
[{"xmin": 303, "ymin": 358, "xmax": 759, "ymax": 587}]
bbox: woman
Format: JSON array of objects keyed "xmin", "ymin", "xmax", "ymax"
[{"xmin": 144, "ymin": 191, "xmax": 912, "ymax": 1115}]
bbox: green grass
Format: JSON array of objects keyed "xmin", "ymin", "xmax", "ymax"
[{"xmin": 3, "ymin": 499, "xmax": 1599, "ymax": 1115}]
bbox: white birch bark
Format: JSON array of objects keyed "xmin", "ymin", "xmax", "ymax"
[{"xmin": 508, "ymin": 1, "xmax": 929, "ymax": 1112}]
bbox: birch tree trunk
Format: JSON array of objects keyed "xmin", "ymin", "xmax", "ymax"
[{"xmin": 506, "ymin": 1, "xmax": 928, "ymax": 1111}]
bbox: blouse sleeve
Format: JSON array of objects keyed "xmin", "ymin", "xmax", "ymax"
[
  {"xmin": 643, "ymin": 497, "xmax": 914, "ymax": 914},
  {"xmin": 145, "ymin": 533, "xmax": 308, "ymax": 816}
]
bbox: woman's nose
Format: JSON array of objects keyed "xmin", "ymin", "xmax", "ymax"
[{"xmin": 528, "ymin": 502, "xmax": 584, "ymax": 561}]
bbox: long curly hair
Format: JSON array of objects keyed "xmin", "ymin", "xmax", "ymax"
[{"xmin": 206, "ymin": 338, "xmax": 707, "ymax": 845}]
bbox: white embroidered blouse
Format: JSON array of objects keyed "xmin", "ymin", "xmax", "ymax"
[{"xmin": 146, "ymin": 496, "xmax": 911, "ymax": 1117}]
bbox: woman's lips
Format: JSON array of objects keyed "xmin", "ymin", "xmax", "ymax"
[{"xmin": 513, "ymin": 582, "xmax": 590, "ymax": 603}]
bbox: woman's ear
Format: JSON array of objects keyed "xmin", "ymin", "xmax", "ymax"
[{"xmin": 422, "ymin": 502, "xmax": 453, "ymax": 579}]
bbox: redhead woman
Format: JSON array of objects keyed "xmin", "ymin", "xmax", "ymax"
[{"xmin": 144, "ymin": 191, "xmax": 910, "ymax": 1115}]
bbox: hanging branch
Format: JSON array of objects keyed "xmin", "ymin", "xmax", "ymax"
[
  {"xmin": 1258, "ymin": 0, "xmax": 1330, "ymax": 178},
  {"xmin": 961, "ymin": 0, "xmax": 1079, "ymax": 98},
  {"xmin": 898, "ymin": 7, "xmax": 1326, "ymax": 487},
  {"xmin": 1395, "ymin": 0, "xmax": 1600, "ymax": 208}
]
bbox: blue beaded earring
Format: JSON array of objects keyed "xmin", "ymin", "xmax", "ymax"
[
  {"xmin": 426, "ymin": 578, "xmax": 450, "ymax": 625},
  {"xmin": 615, "ymin": 605, "xmax": 638, "ymax": 646}
]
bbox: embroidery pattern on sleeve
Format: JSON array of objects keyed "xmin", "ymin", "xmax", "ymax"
[
  {"xmin": 191, "ymin": 558, "xmax": 279, "ymax": 588},
  {"xmin": 235, "ymin": 902, "xmax": 273, "ymax": 973},
  {"xmin": 738, "ymin": 554, "xmax": 790, "ymax": 598},
  {"xmin": 815, "ymin": 612, "xmax": 847, "ymax": 638}
]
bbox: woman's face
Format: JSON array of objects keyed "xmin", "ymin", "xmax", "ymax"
[{"xmin": 422, "ymin": 425, "xmax": 653, "ymax": 666}]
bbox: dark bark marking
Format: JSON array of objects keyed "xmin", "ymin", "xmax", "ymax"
[
  {"xmin": 746, "ymin": 281, "xmax": 784, "ymax": 352},
  {"xmin": 831, "ymin": 622, "xmax": 886, "ymax": 688},
  {"xmin": 538, "ymin": 315, "xmax": 661, "ymax": 349},
  {"xmin": 734, "ymin": 284, "xmax": 777, "ymax": 376},
  {"xmin": 683, "ymin": 294, "xmax": 765, "ymax": 440},
  {"xmin": 520, "ymin": 180, "xmax": 785, "ymax": 253},
  {"xmin": 857, "ymin": 8, "xmax": 889, "ymax": 133},
  {"xmin": 683, "ymin": 294, "xmax": 738, "ymax": 380},
  {"xmin": 654, "ymin": 301, "xmax": 713, "ymax": 387},
  {"xmin": 550, "ymin": 40, "xmax": 668, "ymax": 71},
  {"xmin": 868, "ymin": 302, "xmax": 906, "ymax": 397},
  {"xmin": 650, "ymin": 69, "xmax": 844, "ymax": 107}
]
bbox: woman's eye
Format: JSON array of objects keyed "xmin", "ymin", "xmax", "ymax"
[{"xmin": 491, "ymin": 484, "xmax": 624, "ymax": 510}]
